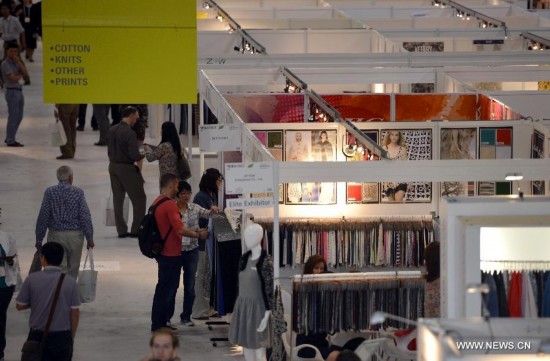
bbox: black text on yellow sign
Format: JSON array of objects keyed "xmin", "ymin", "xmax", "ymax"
[{"xmin": 43, "ymin": 0, "xmax": 197, "ymax": 104}]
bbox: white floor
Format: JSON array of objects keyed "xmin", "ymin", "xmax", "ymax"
[{"xmin": 1, "ymin": 44, "xmax": 245, "ymax": 360}]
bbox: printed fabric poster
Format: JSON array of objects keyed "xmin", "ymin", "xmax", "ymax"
[
  {"xmin": 285, "ymin": 130, "xmax": 337, "ymax": 204},
  {"xmin": 395, "ymin": 94, "xmax": 477, "ymax": 121},
  {"xmin": 440, "ymin": 128, "xmax": 477, "ymax": 197},
  {"xmin": 345, "ymin": 130, "xmax": 380, "ymax": 203},
  {"xmin": 224, "ymin": 94, "xmax": 305, "ymax": 123},
  {"xmin": 478, "ymin": 127, "xmax": 513, "ymax": 195},
  {"xmin": 321, "ymin": 94, "xmax": 391, "ymax": 121},
  {"xmin": 379, "ymin": 129, "xmax": 432, "ymax": 203},
  {"xmin": 531, "ymin": 129, "xmax": 545, "ymax": 195},
  {"xmin": 252, "ymin": 130, "xmax": 284, "ymax": 202}
]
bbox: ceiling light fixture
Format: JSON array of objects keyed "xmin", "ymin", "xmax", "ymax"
[{"xmin": 504, "ymin": 173, "xmax": 523, "ymax": 181}]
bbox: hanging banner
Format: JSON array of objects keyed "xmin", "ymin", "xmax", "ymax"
[
  {"xmin": 226, "ymin": 197, "xmax": 274, "ymax": 209},
  {"xmin": 225, "ymin": 162, "xmax": 274, "ymax": 195},
  {"xmin": 43, "ymin": 0, "xmax": 196, "ymax": 104},
  {"xmin": 199, "ymin": 124, "xmax": 241, "ymax": 152}
]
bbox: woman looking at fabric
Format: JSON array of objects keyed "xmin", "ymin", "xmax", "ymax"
[
  {"xmin": 139, "ymin": 328, "xmax": 181, "ymax": 361},
  {"xmin": 382, "ymin": 130, "xmax": 408, "ymax": 202},
  {"xmin": 168, "ymin": 180, "xmax": 218, "ymax": 328},
  {"xmin": 191, "ymin": 168, "xmax": 224, "ymax": 320},
  {"xmin": 423, "ymin": 241, "xmax": 440, "ymax": 318},
  {"xmin": 229, "ymin": 222, "xmax": 274, "ymax": 361},
  {"xmin": 144, "ymin": 121, "xmax": 182, "ymax": 178},
  {"xmin": 296, "ymin": 255, "xmax": 364, "ymax": 360},
  {"xmin": 303, "ymin": 254, "xmax": 328, "ymax": 275}
]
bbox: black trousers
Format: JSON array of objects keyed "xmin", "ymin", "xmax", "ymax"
[
  {"xmin": 28, "ymin": 329, "xmax": 73, "ymax": 361},
  {"xmin": 0, "ymin": 285, "xmax": 14, "ymax": 359}
]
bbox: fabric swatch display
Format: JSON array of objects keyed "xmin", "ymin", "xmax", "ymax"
[
  {"xmin": 258, "ymin": 218, "xmax": 434, "ymax": 269},
  {"xmin": 481, "ymin": 271, "xmax": 550, "ymax": 318},
  {"xmin": 292, "ymin": 276, "xmax": 425, "ymax": 334}
]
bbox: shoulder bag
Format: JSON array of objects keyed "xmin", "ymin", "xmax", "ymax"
[{"xmin": 21, "ymin": 273, "xmax": 66, "ymax": 361}]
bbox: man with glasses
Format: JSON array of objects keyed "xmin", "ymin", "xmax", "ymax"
[{"xmin": 167, "ymin": 180, "xmax": 219, "ymax": 328}]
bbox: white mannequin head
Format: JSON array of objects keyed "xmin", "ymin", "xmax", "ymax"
[{"xmin": 244, "ymin": 223, "xmax": 263, "ymax": 252}]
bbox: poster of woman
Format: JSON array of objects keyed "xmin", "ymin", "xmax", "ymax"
[
  {"xmin": 285, "ymin": 130, "xmax": 337, "ymax": 204},
  {"xmin": 380, "ymin": 129, "xmax": 432, "ymax": 203},
  {"xmin": 440, "ymin": 128, "xmax": 477, "ymax": 197}
]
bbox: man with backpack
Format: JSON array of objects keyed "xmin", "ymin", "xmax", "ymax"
[{"xmin": 150, "ymin": 173, "xmax": 201, "ymax": 332}]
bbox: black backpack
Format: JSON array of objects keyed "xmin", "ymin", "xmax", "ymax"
[{"xmin": 138, "ymin": 197, "xmax": 173, "ymax": 258}]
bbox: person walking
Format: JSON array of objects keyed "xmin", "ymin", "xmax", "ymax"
[
  {"xmin": 16, "ymin": 242, "xmax": 81, "ymax": 361},
  {"xmin": 17, "ymin": 0, "xmax": 39, "ymax": 62},
  {"xmin": 107, "ymin": 106, "xmax": 146, "ymax": 238},
  {"xmin": 55, "ymin": 104, "xmax": 80, "ymax": 159},
  {"xmin": 150, "ymin": 174, "xmax": 200, "ymax": 332},
  {"xmin": 1, "ymin": 41, "xmax": 28, "ymax": 147},
  {"xmin": 0, "ymin": 230, "xmax": 21, "ymax": 361},
  {"xmin": 35, "ymin": 166, "xmax": 94, "ymax": 279}
]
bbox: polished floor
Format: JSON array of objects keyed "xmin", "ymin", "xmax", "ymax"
[{"xmin": 1, "ymin": 44, "xmax": 244, "ymax": 360}]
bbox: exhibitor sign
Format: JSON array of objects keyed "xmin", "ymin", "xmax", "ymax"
[
  {"xmin": 225, "ymin": 162, "xmax": 273, "ymax": 195},
  {"xmin": 226, "ymin": 197, "xmax": 274, "ymax": 209},
  {"xmin": 199, "ymin": 124, "xmax": 241, "ymax": 152}
]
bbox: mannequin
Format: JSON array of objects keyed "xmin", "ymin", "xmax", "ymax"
[{"xmin": 228, "ymin": 223, "xmax": 274, "ymax": 361}]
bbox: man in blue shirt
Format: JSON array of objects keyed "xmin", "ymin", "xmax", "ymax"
[{"xmin": 35, "ymin": 166, "xmax": 94, "ymax": 280}]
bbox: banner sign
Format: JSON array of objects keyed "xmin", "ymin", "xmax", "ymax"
[
  {"xmin": 43, "ymin": 0, "xmax": 197, "ymax": 103},
  {"xmin": 226, "ymin": 197, "xmax": 274, "ymax": 209},
  {"xmin": 199, "ymin": 124, "xmax": 241, "ymax": 151},
  {"xmin": 225, "ymin": 162, "xmax": 274, "ymax": 195}
]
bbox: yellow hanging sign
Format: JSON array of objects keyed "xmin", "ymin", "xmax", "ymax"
[{"xmin": 43, "ymin": 0, "xmax": 196, "ymax": 104}]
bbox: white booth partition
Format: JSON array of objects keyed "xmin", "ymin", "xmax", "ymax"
[{"xmin": 443, "ymin": 66, "xmax": 550, "ymax": 120}]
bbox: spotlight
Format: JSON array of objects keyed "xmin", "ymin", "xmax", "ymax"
[
  {"xmin": 203, "ymin": 2, "xmax": 210, "ymax": 9},
  {"xmin": 216, "ymin": 14, "xmax": 223, "ymax": 22}
]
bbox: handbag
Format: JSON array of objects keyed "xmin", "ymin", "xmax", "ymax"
[
  {"xmin": 49, "ymin": 119, "xmax": 67, "ymax": 147},
  {"xmin": 28, "ymin": 250, "xmax": 42, "ymax": 274},
  {"xmin": 177, "ymin": 153, "xmax": 191, "ymax": 180},
  {"xmin": 78, "ymin": 249, "xmax": 97, "ymax": 303},
  {"xmin": 104, "ymin": 190, "xmax": 129, "ymax": 227},
  {"xmin": 21, "ymin": 274, "xmax": 65, "ymax": 361}
]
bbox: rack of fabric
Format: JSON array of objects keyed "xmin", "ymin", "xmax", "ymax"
[
  {"xmin": 256, "ymin": 217, "xmax": 434, "ymax": 269},
  {"xmin": 292, "ymin": 272, "xmax": 425, "ymax": 334},
  {"xmin": 481, "ymin": 260, "xmax": 550, "ymax": 318}
]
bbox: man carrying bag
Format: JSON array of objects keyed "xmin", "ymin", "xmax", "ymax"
[{"xmin": 16, "ymin": 242, "xmax": 81, "ymax": 361}]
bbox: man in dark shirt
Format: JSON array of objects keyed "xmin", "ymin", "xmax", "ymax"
[
  {"xmin": 16, "ymin": 242, "xmax": 81, "ymax": 361},
  {"xmin": 107, "ymin": 106, "xmax": 146, "ymax": 238}
]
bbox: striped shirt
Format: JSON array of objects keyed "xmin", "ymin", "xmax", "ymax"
[
  {"xmin": 180, "ymin": 203, "xmax": 211, "ymax": 251},
  {"xmin": 35, "ymin": 181, "xmax": 93, "ymax": 243}
]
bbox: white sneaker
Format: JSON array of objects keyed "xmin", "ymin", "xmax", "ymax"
[
  {"xmin": 165, "ymin": 322, "xmax": 179, "ymax": 331},
  {"xmin": 181, "ymin": 320, "xmax": 195, "ymax": 327}
]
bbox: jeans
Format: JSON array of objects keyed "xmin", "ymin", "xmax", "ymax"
[
  {"xmin": 179, "ymin": 248, "xmax": 199, "ymax": 322},
  {"xmin": 28, "ymin": 329, "xmax": 73, "ymax": 361},
  {"xmin": 151, "ymin": 256, "xmax": 182, "ymax": 331},
  {"xmin": 0, "ymin": 286, "xmax": 14, "ymax": 359},
  {"xmin": 5, "ymin": 88, "xmax": 24, "ymax": 144}
]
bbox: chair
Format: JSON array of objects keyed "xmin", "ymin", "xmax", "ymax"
[{"xmin": 281, "ymin": 289, "xmax": 325, "ymax": 361}]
